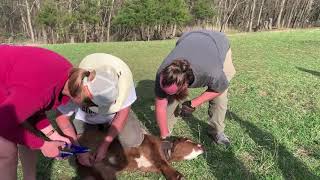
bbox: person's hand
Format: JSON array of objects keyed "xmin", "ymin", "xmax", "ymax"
[
  {"xmin": 180, "ymin": 101, "xmax": 195, "ymax": 117},
  {"xmin": 94, "ymin": 142, "xmax": 110, "ymax": 163},
  {"xmin": 40, "ymin": 141, "xmax": 66, "ymax": 158},
  {"xmin": 48, "ymin": 131, "xmax": 71, "ymax": 145},
  {"xmin": 77, "ymin": 152, "xmax": 94, "ymax": 167},
  {"xmin": 160, "ymin": 137, "xmax": 173, "ymax": 160}
]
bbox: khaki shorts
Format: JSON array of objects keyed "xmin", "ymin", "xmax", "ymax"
[{"xmin": 73, "ymin": 110, "xmax": 145, "ymax": 148}]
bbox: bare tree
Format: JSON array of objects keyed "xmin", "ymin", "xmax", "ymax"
[
  {"xmin": 248, "ymin": 0, "xmax": 256, "ymax": 32},
  {"xmin": 285, "ymin": 0, "xmax": 299, "ymax": 27},
  {"xmin": 256, "ymin": 0, "xmax": 265, "ymax": 27},
  {"xmin": 277, "ymin": 0, "xmax": 286, "ymax": 28},
  {"xmin": 35, "ymin": 0, "xmax": 47, "ymax": 43},
  {"xmin": 99, "ymin": 0, "xmax": 109, "ymax": 42},
  {"xmin": 24, "ymin": 0, "xmax": 35, "ymax": 42},
  {"xmin": 106, "ymin": 0, "xmax": 114, "ymax": 42},
  {"xmin": 220, "ymin": 0, "xmax": 245, "ymax": 32}
]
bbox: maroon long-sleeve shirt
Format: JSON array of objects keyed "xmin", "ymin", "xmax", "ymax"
[{"xmin": 0, "ymin": 45, "xmax": 72, "ymax": 149}]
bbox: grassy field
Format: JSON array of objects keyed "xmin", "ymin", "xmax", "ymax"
[{"xmin": 18, "ymin": 29, "xmax": 320, "ymax": 180}]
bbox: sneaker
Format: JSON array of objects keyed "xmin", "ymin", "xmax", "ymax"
[{"xmin": 214, "ymin": 132, "xmax": 231, "ymax": 146}]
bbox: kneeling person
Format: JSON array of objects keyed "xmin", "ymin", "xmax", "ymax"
[{"xmin": 56, "ymin": 53, "xmax": 144, "ymax": 166}]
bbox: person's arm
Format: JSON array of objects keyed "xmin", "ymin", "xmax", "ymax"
[
  {"xmin": 191, "ymin": 90, "xmax": 221, "ymax": 108},
  {"xmin": 55, "ymin": 112, "xmax": 77, "ymax": 143},
  {"xmin": 180, "ymin": 90, "xmax": 221, "ymax": 117},
  {"xmin": 55, "ymin": 101, "xmax": 78, "ymax": 141},
  {"xmin": 155, "ymin": 97, "xmax": 170, "ymax": 138},
  {"xmin": 13, "ymin": 124, "xmax": 46, "ymax": 149},
  {"xmin": 103, "ymin": 106, "xmax": 130, "ymax": 145},
  {"xmin": 16, "ymin": 125, "xmax": 65, "ymax": 157},
  {"xmin": 187, "ymin": 71, "xmax": 229, "ymax": 108},
  {"xmin": 0, "ymin": 88, "xmax": 50, "ymax": 149},
  {"xmin": 26, "ymin": 112, "xmax": 71, "ymax": 144},
  {"xmin": 94, "ymin": 106, "xmax": 130, "ymax": 162},
  {"xmin": 0, "ymin": 106, "xmax": 65, "ymax": 157},
  {"xmin": 193, "ymin": 72, "xmax": 229, "ymax": 107}
]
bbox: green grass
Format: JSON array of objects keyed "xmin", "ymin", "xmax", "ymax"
[{"xmin": 18, "ymin": 29, "xmax": 320, "ymax": 179}]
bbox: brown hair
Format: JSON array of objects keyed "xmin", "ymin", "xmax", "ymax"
[
  {"xmin": 161, "ymin": 59, "xmax": 193, "ymax": 87},
  {"xmin": 161, "ymin": 59, "xmax": 194, "ymax": 100},
  {"xmin": 171, "ymin": 86, "xmax": 189, "ymax": 101},
  {"xmin": 68, "ymin": 68, "xmax": 98, "ymax": 107},
  {"xmin": 67, "ymin": 68, "xmax": 90, "ymax": 98}
]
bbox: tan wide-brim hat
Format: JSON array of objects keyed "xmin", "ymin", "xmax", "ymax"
[{"xmin": 79, "ymin": 53, "xmax": 133, "ymax": 114}]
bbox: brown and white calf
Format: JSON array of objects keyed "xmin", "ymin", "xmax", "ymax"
[{"xmin": 75, "ymin": 130, "xmax": 204, "ymax": 180}]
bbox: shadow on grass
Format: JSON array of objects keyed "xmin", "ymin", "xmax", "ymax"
[
  {"xmin": 182, "ymin": 114, "xmax": 257, "ymax": 180},
  {"xmin": 296, "ymin": 67, "xmax": 320, "ymax": 77},
  {"xmin": 134, "ymin": 80, "xmax": 256, "ymax": 179},
  {"xmin": 309, "ymin": 140, "xmax": 320, "ymax": 160},
  {"xmin": 132, "ymin": 80, "xmax": 159, "ymax": 134},
  {"xmin": 228, "ymin": 111, "xmax": 319, "ymax": 180},
  {"xmin": 36, "ymin": 155, "xmax": 54, "ymax": 180},
  {"xmin": 310, "ymin": 151, "xmax": 320, "ymax": 160}
]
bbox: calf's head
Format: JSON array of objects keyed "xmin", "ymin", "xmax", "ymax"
[{"xmin": 168, "ymin": 137, "xmax": 204, "ymax": 161}]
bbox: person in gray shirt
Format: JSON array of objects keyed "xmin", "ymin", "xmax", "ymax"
[{"xmin": 154, "ymin": 30, "xmax": 236, "ymax": 146}]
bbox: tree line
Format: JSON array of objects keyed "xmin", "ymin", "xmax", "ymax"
[{"xmin": 0, "ymin": 0, "xmax": 319, "ymax": 43}]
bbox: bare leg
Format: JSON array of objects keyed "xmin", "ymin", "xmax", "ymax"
[
  {"xmin": 0, "ymin": 136, "xmax": 18, "ymax": 180},
  {"xmin": 18, "ymin": 145, "xmax": 38, "ymax": 180}
]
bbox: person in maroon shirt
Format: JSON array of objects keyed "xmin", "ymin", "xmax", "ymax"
[{"xmin": 0, "ymin": 45, "xmax": 96, "ymax": 180}]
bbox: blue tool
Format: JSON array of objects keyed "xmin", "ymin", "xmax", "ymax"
[{"xmin": 59, "ymin": 144, "xmax": 91, "ymax": 158}]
